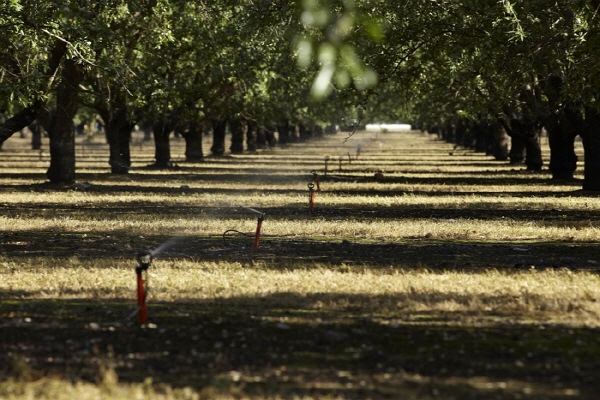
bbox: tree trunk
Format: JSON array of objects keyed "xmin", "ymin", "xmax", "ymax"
[
  {"xmin": 150, "ymin": 116, "xmax": 177, "ymax": 168},
  {"xmin": 455, "ymin": 119, "xmax": 467, "ymax": 146},
  {"xmin": 246, "ymin": 120, "xmax": 257, "ymax": 152},
  {"xmin": 509, "ymin": 135, "xmax": 526, "ymax": 164},
  {"xmin": 581, "ymin": 125, "xmax": 600, "ymax": 191},
  {"xmin": 314, "ymin": 124, "xmax": 324, "ymax": 138},
  {"xmin": 230, "ymin": 118, "xmax": 245, "ymax": 154},
  {"xmin": 256, "ymin": 126, "xmax": 267, "ymax": 149},
  {"xmin": 523, "ymin": 133, "xmax": 543, "ymax": 171},
  {"xmin": 265, "ymin": 126, "xmax": 277, "ymax": 147},
  {"xmin": 277, "ymin": 121, "xmax": 290, "ymax": 145},
  {"xmin": 211, "ymin": 119, "xmax": 226, "ymax": 156},
  {"xmin": 546, "ymin": 114, "xmax": 578, "ymax": 180},
  {"xmin": 46, "ymin": 59, "xmax": 82, "ymax": 184},
  {"xmin": 299, "ymin": 123, "xmax": 311, "ymax": 141},
  {"xmin": 29, "ymin": 121, "xmax": 43, "ymax": 150},
  {"xmin": 99, "ymin": 99, "xmax": 135, "ymax": 174},
  {"xmin": 182, "ymin": 121, "xmax": 204, "ymax": 162},
  {"xmin": 473, "ymin": 121, "xmax": 487, "ymax": 152},
  {"xmin": 499, "ymin": 115, "xmax": 541, "ymax": 169},
  {"xmin": 569, "ymin": 106, "xmax": 600, "ymax": 191},
  {"xmin": 488, "ymin": 122, "xmax": 509, "ymax": 161}
]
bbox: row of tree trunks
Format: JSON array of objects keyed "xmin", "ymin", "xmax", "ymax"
[
  {"xmin": 437, "ymin": 118, "xmax": 510, "ymax": 162},
  {"xmin": 422, "ymin": 105, "xmax": 600, "ymax": 191},
  {"xmin": 498, "ymin": 113, "xmax": 543, "ymax": 171}
]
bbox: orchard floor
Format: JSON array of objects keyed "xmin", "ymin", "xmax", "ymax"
[{"xmin": 1, "ymin": 129, "xmax": 600, "ymax": 399}]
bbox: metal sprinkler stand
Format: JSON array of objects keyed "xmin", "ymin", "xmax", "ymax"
[
  {"xmin": 239, "ymin": 206, "xmax": 266, "ymax": 248},
  {"xmin": 308, "ymin": 183, "xmax": 316, "ymax": 213},
  {"xmin": 254, "ymin": 212, "xmax": 265, "ymax": 248},
  {"xmin": 338, "ymin": 156, "xmax": 343, "ymax": 172},
  {"xmin": 347, "ymin": 152, "xmax": 352, "ymax": 164},
  {"xmin": 311, "ymin": 170, "xmax": 321, "ymax": 192},
  {"xmin": 135, "ymin": 251, "xmax": 152, "ymax": 325}
]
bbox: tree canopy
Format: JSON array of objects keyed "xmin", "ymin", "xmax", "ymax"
[{"xmin": 2, "ymin": 0, "xmax": 600, "ymax": 187}]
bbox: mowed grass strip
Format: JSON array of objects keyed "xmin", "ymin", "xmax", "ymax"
[{"xmin": 2, "ymin": 258, "xmax": 600, "ymax": 327}]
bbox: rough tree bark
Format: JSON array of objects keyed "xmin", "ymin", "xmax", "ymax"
[{"xmin": 46, "ymin": 58, "xmax": 82, "ymax": 184}]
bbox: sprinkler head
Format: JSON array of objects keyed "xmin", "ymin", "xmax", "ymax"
[{"xmin": 136, "ymin": 251, "xmax": 152, "ymax": 271}]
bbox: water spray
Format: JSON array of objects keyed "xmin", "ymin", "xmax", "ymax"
[
  {"xmin": 308, "ymin": 183, "xmax": 316, "ymax": 213},
  {"xmin": 357, "ymin": 144, "xmax": 362, "ymax": 159},
  {"xmin": 239, "ymin": 206, "xmax": 265, "ymax": 248},
  {"xmin": 324, "ymin": 156, "xmax": 330, "ymax": 176},
  {"xmin": 311, "ymin": 170, "xmax": 321, "ymax": 192},
  {"xmin": 135, "ymin": 251, "xmax": 152, "ymax": 325}
]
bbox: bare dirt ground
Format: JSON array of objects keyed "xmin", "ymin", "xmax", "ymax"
[{"xmin": 1, "ymin": 130, "xmax": 600, "ymax": 399}]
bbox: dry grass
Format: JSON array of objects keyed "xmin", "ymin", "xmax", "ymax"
[
  {"xmin": 3, "ymin": 257, "xmax": 600, "ymax": 327},
  {"xmin": 1, "ymin": 130, "xmax": 599, "ymax": 399}
]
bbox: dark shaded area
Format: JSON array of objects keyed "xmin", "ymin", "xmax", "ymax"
[
  {"xmin": 1, "ymin": 229, "xmax": 600, "ymax": 272},
  {"xmin": 1, "ymin": 295, "xmax": 599, "ymax": 399},
  {"xmin": 1, "ymin": 198, "xmax": 599, "ymax": 226}
]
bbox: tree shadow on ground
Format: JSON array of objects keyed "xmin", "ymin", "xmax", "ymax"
[
  {"xmin": 1, "ymin": 293, "xmax": 598, "ymax": 399},
  {"xmin": 2, "ymin": 230, "xmax": 600, "ymax": 271},
  {"xmin": 2, "ymin": 198, "xmax": 600, "ymax": 226}
]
